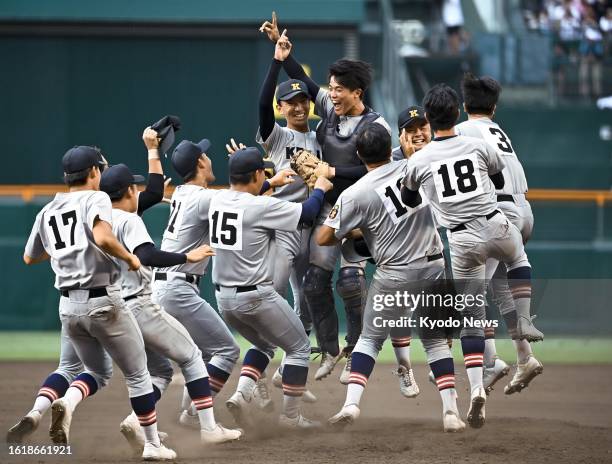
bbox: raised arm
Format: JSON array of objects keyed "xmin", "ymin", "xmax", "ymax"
[
  {"xmin": 138, "ymin": 126, "xmax": 165, "ymax": 215},
  {"xmin": 259, "ymin": 59, "xmax": 282, "ymax": 142}
]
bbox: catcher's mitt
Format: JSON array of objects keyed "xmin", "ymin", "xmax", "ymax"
[{"xmin": 289, "ymin": 149, "xmax": 328, "ymax": 189}]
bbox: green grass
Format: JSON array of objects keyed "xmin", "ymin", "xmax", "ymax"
[{"xmin": 0, "ymin": 331, "xmax": 611, "ymax": 364}]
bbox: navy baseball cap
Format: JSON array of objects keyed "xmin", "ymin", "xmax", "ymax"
[
  {"xmin": 397, "ymin": 105, "xmax": 427, "ymax": 132},
  {"xmin": 99, "ymin": 164, "xmax": 145, "ymax": 196},
  {"xmin": 62, "ymin": 146, "xmax": 100, "ymax": 174},
  {"xmin": 171, "ymin": 139, "xmax": 211, "ymax": 179},
  {"xmin": 229, "ymin": 147, "xmax": 274, "ymax": 176},
  {"xmin": 276, "ymin": 79, "xmax": 309, "ymax": 103}
]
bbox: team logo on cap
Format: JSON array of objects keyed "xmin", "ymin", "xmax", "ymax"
[
  {"xmin": 410, "ymin": 109, "xmax": 419, "ymax": 118},
  {"xmin": 328, "ymin": 205, "xmax": 339, "ymax": 219},
  {"xmin": 291, "ymin": 83, "xmax": 301, "ymax": 90}
]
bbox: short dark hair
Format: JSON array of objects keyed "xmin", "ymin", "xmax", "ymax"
[
  {"xmin": 183, "ymin": 171, "xmax": 196, "ymax": 183},
  {"xmin": 108, "ymin": 187, "xmax": 130, "ymax": 202},
  {"xmin": 328, "ymin": 59, "xmax": 373, "ymax": 98},
  {"xmin": 64, "ymin": 167, "xmax": 93, "ymax": 187},
  {"xmin": 422, "ymin": 84, "xmax": 460, "ymax": 132},
  {"xmin": 461, "ymin": 72, "xmax": 501, "ymax": 115},
  {"xmin": 229, "ymin": 170, "xmax": 258, "ymax": 186},
  {"xmin": 356, "ymin": 123, "xmax": 391, "ymax": 164}
]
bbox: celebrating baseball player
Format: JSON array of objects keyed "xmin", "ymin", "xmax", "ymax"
[
  {"xmin": 6, "ymin": 124, "xmax": 170, "ymax": 447},
  {"xmin": 392, "ymin": 105, "xmax": 433, "ymax": 161},
  {"xmin": 252, "ymin": 27, "xmax": 322, "ymax": 405},
  {"xmin": 402, "ymin": 84, "xmax": 536, "ymax": 428},
  {"xmin": 21, "ymin": 146, "xmax": 176, "ymax": 460},
  {"xmin": 455, "ymin": 73, "xmax": 544, "ymax": 394},
  {"xmin": 261, "ymin": 14, "xmax": 392, "ymax": 383},
  {"xmin": 99, "ymin": 131, "xmax": 242, "ymax": 451},
  {"xmin": 319, "ymin": 123, "xmax": 464, "ymax": 432},
  {"xmin": 211, "ymin": 147, "xmax": 332, "ymax": 429}
]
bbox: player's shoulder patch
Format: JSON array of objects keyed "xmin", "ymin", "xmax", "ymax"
[{"xmin": 328, "ymin": 205, "xmax": 339, "ymax": 220}]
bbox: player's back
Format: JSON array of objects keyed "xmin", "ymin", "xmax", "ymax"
[
  {"xmin": 111, "ymin": 208, "xmax": 153, "ymax": 298},
  {"xmin": 159, "ymin": 184, "xmax": 217, "ymax": 275},
  {"xmin": 456, "ymin": 118, "xmax": 528, "ymax": 195},
  {"xmin": 209, "ymin": 190, "xmax": 302, "ymax": 287},
  {"xmin": 339, "ymin": 161, "xmax": 443, "ymax": 269},
  {"xmin": 405, "ymin": 135, "xmax": 502, "ymax": 229},
  {"xmin": 31, "ymin": 190, "xmax": 119, "ymax": 289}
]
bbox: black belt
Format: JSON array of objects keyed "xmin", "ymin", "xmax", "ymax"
[
  {"xmin": 451, "ymin": 210, "xmax": 500, "ymax": 233},
  {"xmin": 60, "ymin": 287, "xmax": 108, "ymax": 298},
  {"xmin": 497, "ymin": 194, "xmax": 514, "ymax": 203},
  {"xmin": 214, "ymin": 284, "xmax": 258, "ymax": 293},
  {"xmin": 124, "ymin": 294, "xmax": 139, "ymax": 302},
  {"xmin": 155, "ymin": 272, "xmax": 201, "ymax": 286},
  {"xmin": 427, "ymin": 253, "xmax": 444, "ymax": 262}
]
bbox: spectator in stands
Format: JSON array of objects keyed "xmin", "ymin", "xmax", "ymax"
[
  {"xmin": 442, "ymin": 0, "xmax": 466, "ymax": 55},
  {"xmin": 579, "ymin": 6, "xmax": 604, "ymax": 97}
]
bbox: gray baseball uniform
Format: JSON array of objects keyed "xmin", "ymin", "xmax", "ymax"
[
  {"xmin": 25, "ymin": 191, "xmax": 151, "ymax": 397},
  {"xmin": 324, "ymin": 160, "xmax": 450, "ymax": 363},
  {"xmin": 256, "ymin": 123, "xmax": 320, "ymax": 320},
  {"xmin": 152, "ymin": 184, "xmax": 239, "ymax": 375},
  {"xmin": 210, "ymin": 190, "xmax": 310, "ymax": 367},
  {"xmin": 111, "ymin": 208, "xmax": 207, "ymax": 393},
  {"xmin": 404, "ymin": 136, "xmax": 530, "ymax": 336},
  {"xmin": 456, "ymin": 118, "xmax": 534, "ymax": 319}
]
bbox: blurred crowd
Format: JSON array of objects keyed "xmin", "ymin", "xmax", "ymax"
[{"xmin": 523, "ymin": 0, "xmax": 611, "ymax": 98}]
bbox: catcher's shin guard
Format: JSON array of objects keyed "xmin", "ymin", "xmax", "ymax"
[
  {"xmin": 336, "ymin": 267, "xmax": 366, "ymax": 348},
  {"xmin": 303, "ymin": 265, "xmax": 339, "ymax": 356}
]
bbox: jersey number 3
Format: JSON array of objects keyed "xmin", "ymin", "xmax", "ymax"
[
  {"xmin": 431, "ymin": 153, "xmax": 484, "ymax": 203},
  {"xmin": 210, "ymin": 209, "xmax": 243, "ymax": 251}
]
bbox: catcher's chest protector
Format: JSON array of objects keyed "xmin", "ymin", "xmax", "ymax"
[
  {"xmin": 315, "ymin": 106, "xmax": 380, "ymax": 166},
  {"xmin": 316, "ymin": 107, "xmax": 380, "ymax": 204}
]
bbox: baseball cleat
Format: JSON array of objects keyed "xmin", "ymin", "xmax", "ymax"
[
  {"xmin": 428, "ymin": 370, "xmax": 436, "ymax": 387},
  {"xmin": 314, "ymin": 352, "xmax": 341, "ymax": 380},
  {"xmin": 394, "ymin": 365, "xmax": 420, "ymax": 398},
  {"xmin": 178, "ymin": 409, "xmax": 200, "ymax": 429},
  {"xmin": 327, "ymin": 404, "xmax": 360, "ymax": 428},
  {"xmin": 516, "ymin": 316, "xmax": 544, "ymax": 342},
  {"xmin": 49, "ymin": 398, "xmax": 72, "ymax": 444},
  {"xmin": 279, "ymin": 413, "xmax": 322, "ymax": 429},
  {"xmin": 272, "ymin": 367, "xmax": 317, "ymax": 402},
  {"xmin": 6, "ymin": 410, "xmax": 41, "ymax": 443},
  {"xmin": 120, "ymin": 413, "xmax": 146, "ymax": 455},
  {"xmin": 339, "ymin": 354, "xmax": 352, "ymax": 385},
  {"xmin": 466, "ymin": 386, "xmax": 486, "ymax": 429},
  {"xmin": 201, "ymin": 424, "xmax": 242, "ymax": 444},
  {"xmin": 226, "ymin": 391, "xmax": 253, "ymax": 428},
  {"xmin": 483, "ymin": 357, "xmax": 510, "ymax": 394},
  {"xmin": 272, "ymin": 367, "xmax": 283, "ymax": 388},
  {"xmin": 504, "ymin": 355, "xmax": 543, "ymax": 395},
  {"xmin": 443, "ymin": 411, "xmax": 466, "ymax": 433},
  {"xmin": 142, "ymin": 442, "xmax": 177, "ymax": 461},
  {"xmin": 253, "ymin": 376, "xmax": 274, "ymax": 412},
  {"xmin": 302, "ymin": 389, "xmax": 318, "ymax": 403}
]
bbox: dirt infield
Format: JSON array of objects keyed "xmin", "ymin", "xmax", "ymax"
[{"xmin": 1, "ymin": 362, "xmax": 611, "ymax": 464}]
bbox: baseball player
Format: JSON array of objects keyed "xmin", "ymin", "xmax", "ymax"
[
  {"xmin": 212, "ymin": 147, "xmax": 332, "ymax": 429},
  {"xmin": 402, "ymin": 84, "xmax": 536, "ymax": 428},
  {"xmin": 100, "ymin": 157, "xmax": 242, "ymax": 451},
  {"xmin": 254, "ymin": 29, "xmax": 322, "ymax": 405},
  {"xmin": 262, "ymin": 19, "xmax": 392, "ymax": 382},
  {"xmin": 153, "ymin": 137, "xmax": 295, "ymax": 427},
  {"xmin": 455, "ymin": 73, "xmax": 543, "ymax": 394},
  {"xmin": 22, "ymin": 146, "xmax": 175, "ymax": 460},
  {"xmin": 6, "ymin": 130, "xmax": 168, "ymax": 446},
  {"xmin": 392, "ymin": 106, "xmax": 433, "ymax": 161},
  {"xmin": 322, "ymin": 123, "xmax": 465, "ymax": 432}
]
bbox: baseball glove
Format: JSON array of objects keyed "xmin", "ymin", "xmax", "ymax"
[{"xmin": 290, "ymin": 149, "xmax": 328, "ymax": 189}]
